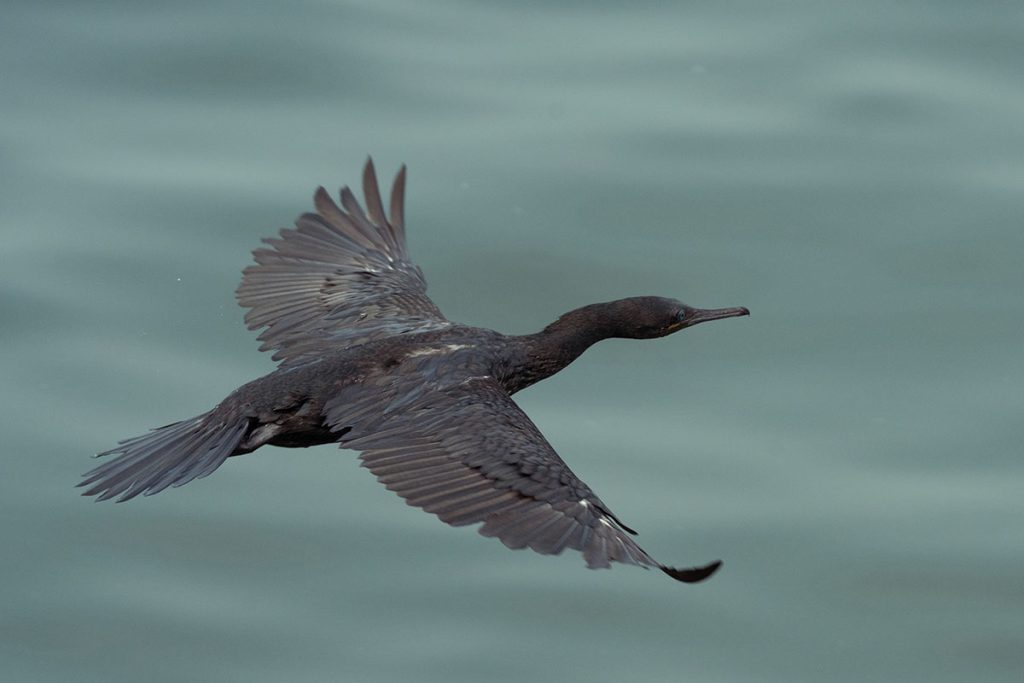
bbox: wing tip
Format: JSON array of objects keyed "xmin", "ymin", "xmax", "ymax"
[
  {"xmin": 660, "ymin": 559, "xmax": 722, "ymax": 584},
  {"xmin": 389, "ymin": 164, "xmax": 407, "ymax": 231},
  {"xmin": 312, "ymin": 186, "xmax": 343, "ymax": 224}
]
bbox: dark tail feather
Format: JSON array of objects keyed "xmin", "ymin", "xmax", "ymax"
[{"xmin": 79, "ymin": 413, "xmax": 249, "ymax": 502}]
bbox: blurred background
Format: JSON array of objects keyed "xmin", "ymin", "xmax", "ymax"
[{"xmin": 2, "ymin": 1, "xmax": 1022, "ymax": 681}]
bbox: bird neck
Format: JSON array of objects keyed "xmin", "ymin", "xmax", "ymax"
[{"xmin": 501, "ymin": 304, "xmax": 622, "ymax": 393}]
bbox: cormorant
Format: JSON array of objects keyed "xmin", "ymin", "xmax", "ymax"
[{"xmin": 81, "ymin": 159, "xmax": 749, "ymax": 583}]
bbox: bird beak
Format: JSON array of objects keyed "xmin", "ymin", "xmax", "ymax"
[{"xmin": 685, "ymin": 306, "xmax": 750, "ymax": 327}]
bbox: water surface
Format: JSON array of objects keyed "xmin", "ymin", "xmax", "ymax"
[{"xmin": 2, "ymin": 1, "xmax": 1023, "ymax": 681}]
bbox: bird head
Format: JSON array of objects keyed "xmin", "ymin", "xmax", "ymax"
[{"xmin": 608, "ymin": 296, "xmax": 750, "ymax": 339}]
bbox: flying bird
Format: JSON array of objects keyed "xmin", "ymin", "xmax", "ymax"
[{"xmin": 81, "ymin": 159, "xmax": 749, "ymax": 583}]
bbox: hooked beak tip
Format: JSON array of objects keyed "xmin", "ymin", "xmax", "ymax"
[{"xmin": 686, "ymin": 305, "xmax": 750, "ymax": 326}]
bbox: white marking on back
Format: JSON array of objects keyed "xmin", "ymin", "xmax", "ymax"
[
  {"xmin": 407, "ymin": 343, "xmax": 472, "ymax": 358},
  {"xmin": 458, "ymin": 375, "xmax": 492, "ymax": 386}
]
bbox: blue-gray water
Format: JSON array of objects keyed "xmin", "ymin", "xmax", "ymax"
[{"xmin": 3, "ymin": 2, "xmax": 1022, "ymax": 681}]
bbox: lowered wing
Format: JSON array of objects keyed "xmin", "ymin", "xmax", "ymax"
[{"xmin": 325, "ymin": 363, "xmax": 720, "ymax": 583}]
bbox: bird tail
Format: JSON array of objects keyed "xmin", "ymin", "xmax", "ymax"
[{"xmin": 79, "ymin": 412, "xmax": 250, "ymax": 502}]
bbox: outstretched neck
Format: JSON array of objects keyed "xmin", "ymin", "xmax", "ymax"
[
  {"xmin": 539, "ymin": 303, "xmax": 625, "ymax": 353},
  {"xmin": 502, "ymin": 303, "xmax": 625, "ymax": 393}
]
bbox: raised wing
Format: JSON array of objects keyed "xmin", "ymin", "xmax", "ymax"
[
  {"xmin": 237, "ymin": 159, "xmax": 450, "ymax": 367},
  {"xmin": 325, "ymin": 367, "xmax": 720, "ymax": 583}
]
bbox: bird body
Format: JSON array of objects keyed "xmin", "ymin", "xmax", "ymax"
[{"xmin": 81, "ymin": 159, "xmax": 748, "ymax": 583}]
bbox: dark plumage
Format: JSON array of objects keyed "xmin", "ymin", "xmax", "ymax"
[{"xmin": 81, "ymin": 159, "xmax": 749, "ymax": 584}]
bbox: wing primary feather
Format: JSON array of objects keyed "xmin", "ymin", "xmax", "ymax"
[
  {"xmin": 361, "ymin": 157, "xmax": 389, "ymax": 231},
  {"xmin": 408, "ymin": 481, "xmax": 493, "ymax": 508},
  {"xmin": 660, "ymin": 560, "xmax": 722, "ymax": 583},
  {"xmin": 523, "ymin": 514, "xmax": 572, "ymax": 554},
  {"xmin": 388, "ymin": 165, "xmax": 407, "ymax": 244},
  {"xmin": 602, "ymin": 509, "xmax": 639, "ymax": 536},
  {"xmin": 436, "ymin": 494, "xmax": 523, "ymax": 525},
  {"xmin": 311, "ymin": 187, "xmax": 380, "ymax": 250},
  {"xmin": 584, "ymin": 534, "xmax": 611, "ymax": 569},
  {"xmin": 338, "ymin": 186, "xmax": 381, "ymax": 246}
]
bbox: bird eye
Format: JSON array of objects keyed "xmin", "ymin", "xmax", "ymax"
[{"xmin": 676, "ymin": 310, "xmax": 687, "ymax": 321}]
